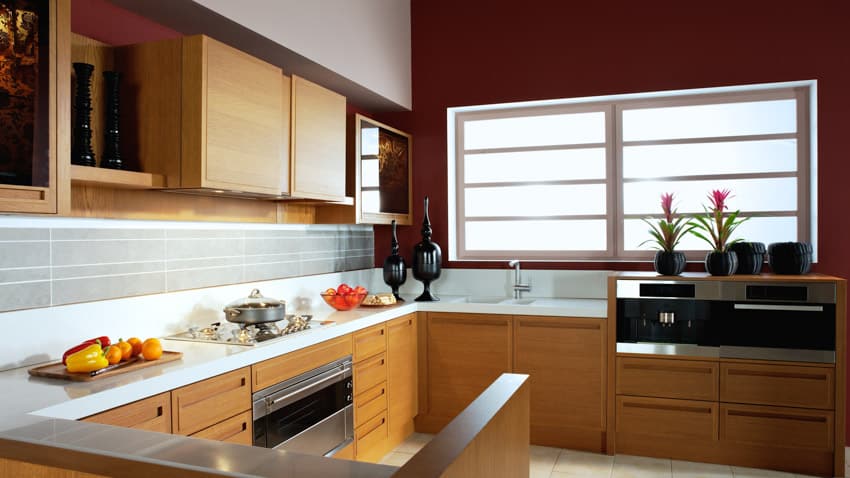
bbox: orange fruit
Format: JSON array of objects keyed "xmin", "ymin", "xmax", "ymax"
[
  {"xmin": 127, "ymin": 337, "xmax": 143, "ymax": 357},
  {"xmin": 141, "ymin": 338, "xmax": 163, "ymax": 361},
  {"xmin": 116, "ymin": 340, "xmax": 133, "ymax": 361},
  {"xmin": 104, "ymin": 345, "xmax": 122, "ymax": 365}
]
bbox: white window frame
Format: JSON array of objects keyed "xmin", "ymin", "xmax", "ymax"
[{"xmin": 447, "ymin": 80, "xmax": 817, "ymax": 262}]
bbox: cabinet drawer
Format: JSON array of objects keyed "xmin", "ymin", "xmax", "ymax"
[
  {"xmin": 172, "ymin": 367, "xmax": 251, "ymax": 435},
  {"xmin": 353, "ymin": 324, "xmax": 386, "ymax": 363},
  {"xmin": 191, "ymin": 410, "xmax": 252, "ymax": 445},
  {"xmin": 355, "ymin": 410, "xmax": 388, "ymax": 463},
  {"xmin": 355, "ymin": 381, "xmax": 387, "ymax": 428},
  {"xmin": 617, "ymin": 356, "xmax": 718, "ymax": 401},
  {"xmin": 720, "ymin": 403, "xmax": 834, "ymax": 451},
  {"xmin": 84, "ymin": 392, "xmax": 171, "ymax": 433},
  {"xmin": 353, "ymin": 352, "xmax": 387, "ymax": 396},
  {"xmin": 616, "ymin": 396, "xmax": 717, "ymax": 441},
  {"xmin": 719, "ymin": 362, "xmax": 834, "ymax": 409},
  {"xmin": 253, "ymin": 335, "xmax": 352, "ymax": 391}
]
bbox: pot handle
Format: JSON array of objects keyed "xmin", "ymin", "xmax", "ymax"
[
  {"xmin": 249, "ymin": 289, "xmax": 262, "ymax": 298},
  {"xmin": 224, "ymin": 307, "xmax": 242, "ymax": 317}
]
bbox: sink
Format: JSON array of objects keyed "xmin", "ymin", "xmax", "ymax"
[
  {"xmin": 463, "ymin": 296, "xmax": 508, "ymax": 304},
  {"xmin": 501, "ymin": 298, "xmax": 535, "ymax": 305}
]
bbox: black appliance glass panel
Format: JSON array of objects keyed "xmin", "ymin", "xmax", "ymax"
[
  {"xmin": 724, "ymin": 303, "xmax": 835, "ymax": 350},
  {"xmin": 617, "ymin": 299, "xmax": 719, "ymax": 346},
  {"xmin": 639, "ymin": 283, "xmax": 696, "ymax": 298},
  {"xmin": 746, "ymin": 285, "xmax": 808, "ymax": 302}
]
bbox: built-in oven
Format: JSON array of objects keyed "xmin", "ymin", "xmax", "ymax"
[
  {"xmin": 616, "ymin": 280, "xmax": 836, "ymax": 363},
  {"xmin": 252, "ymin": 356, "xmax": 353, "ymax": 456}
]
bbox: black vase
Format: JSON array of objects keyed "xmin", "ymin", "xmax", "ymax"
[
  {"xmin": 412, "ymin": 196, "xmax": 442, "ymax": 301},
  {"xmin": 705, "ymin": 251, "xmax": 738, "ymax": 276},
  {"xmin": 654, "ymin": 251, "xmax": 686, "ymax": 276},
  {"xmin": 729, "ymin": 242, "xmax": 766, "ymax": 275},
  {"xmin": 382, "ymin": 220, "xmax": 407, "ymax": 301},
  {"xmin": 72, "ymin": 62, "xmax": 96, "ymax": 167},
  {"xmin": 100, "ymin": 71, "xmax": 123, "ymax": 170}
]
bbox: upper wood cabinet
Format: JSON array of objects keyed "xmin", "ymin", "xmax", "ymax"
[
  {"xmin": 0, "ymin": 0, "xmax": 69, "ymax": 214},
  {"xmin": 289, "ymin": 75, "xmax": 347, "ymax": 201},
  {"xmin": 117, "ymin": 35, "xmax": 286, "ymax": 195}
]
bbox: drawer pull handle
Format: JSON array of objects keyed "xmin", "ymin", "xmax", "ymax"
[
  {"xmin": 727, "ymin": 409, "xmax": 827, "ymax": 423},
  {"xmin": 623, "ymin": 401, "xmax": 713, "ymax": 414},
  {"xmin": 520, "ymin": 320, "xmax": 600, "ymax": 330},
  {"xmin": 361, "ymin": 417, "xmax": 386, "ymax": 436},
  {"xmin": 624, "ymin": 364, "xmax": 714, "ymax": 374},
  {"xmin": 733, "ymin": 303, "xmax": 823, "ymax": 312},
  {"xmin": 241, "ymin": 422, "xmax": 247, "ymax": 432},
  {"xmin": 727, "ymin": 369, "xmax": 828, "ymax": 381},
  {"xmin": 156, "ymin": 406, "xmax": 163, "ymax": 418},
  {"xmin": 241, "ymin": 377, "xmax": 246, "ymax": 387}
]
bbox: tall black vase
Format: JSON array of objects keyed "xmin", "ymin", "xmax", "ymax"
[
  {"xmin": 72, "ymin": 62, "xmax": 96, "ymax": 167},
  {"xmin": 383, "ymin": 220, "xmax": 407, "ymax": 301},
  {"xmin": 100, "ymin": 71, "xmax": 123, "ymax": 170},
  {"xmin": 412, "ymin": 196, "xmax": 442, "ymax": 301}
]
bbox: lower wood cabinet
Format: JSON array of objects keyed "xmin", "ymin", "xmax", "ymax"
[
  {"xmin": 190, "ymin": 409, "xmax": 253, "ymax": 445},
  {"xmin": 719, "ymin": 403, "xmax": 833, "ymax": 451},
  {"xmin": 616, "ymin": 395, "xmax": 718, "ymax": 442},
  {"xmin": 83, "ymin": 392, "xmax": 171, "ymax": 433},
  {"xmin": 514, "ymin": 315, "xmax": 606, "ymax": 451},
  {"xmin": 171, "ymin": 367, "xmax": 251, "ymax": 436},
  {"xmin": 355, "ymin": 382, "xmax": 388, "ymax": 429},
  {"xmin": 252, "ymin": 335, "xmax": 352, "ymax": 391},
  {"xmin": 617, "ymin": 356, "xmax": 718, "ymax": 402},
  {"xmin": 355, "ymin": 410, "xmax": 389, "ymax": 463},
  {"xmin": 719, "ymin": 362, "xmax": 834, "ymax": 410},
  {"xmin": 387, "ymin": 314, "xmax": 417, "ymax": 450}
]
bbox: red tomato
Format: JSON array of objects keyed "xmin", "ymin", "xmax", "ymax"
[
  {"xmin": 344, "ymin": 294, "xmax": 361, "ymax": 306},
  {"xmin": 353, "ymin": 286, "xmax": 367, "ymax": 295},
  {"xmin": 337, "ymin": 283, "xmax": 352, "ymax": 295},
  {"xmin": 334, "ymin": 295, "xmax": 347, "ymax": 309}
]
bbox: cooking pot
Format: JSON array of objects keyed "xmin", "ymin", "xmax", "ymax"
[{"xmin": 223, "ymin": 289, "xmax": 286, "ymax": 324}]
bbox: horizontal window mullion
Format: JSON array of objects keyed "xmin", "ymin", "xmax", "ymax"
[
  {"xmin": 464, "ymin": 143, "xmax": 607, "ymax": 155},
  {"xmin": 622, "ymin": 132, "xmax": 797, "ymax": 147},
  {"xmin": 465, "ymin": 214, "xmax": 607, "ymax": 221},
  {"xmin": 623, "ymin": 210, "xmax": 798, "ymax": 220},
  {"xmin": 623, "ymin": 171, "xmax": 797, "ymax": 183},
  {"xmin": 464, "ymin": 178, "xmax": 607, "ymax": 188}
]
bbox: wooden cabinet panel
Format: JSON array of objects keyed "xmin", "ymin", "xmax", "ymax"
[
  {"xmin": 514, "ymin": 316, "xmax": 605, "ymax": 451},
  {"xmin": 83, "ymin": 392, "xmax": 171, "ymax": 433},
  {"xmin": 387, "ymin": 313, "xmax": 418, "ymax": 449},
  {"xmin": 353, "ymin": 324, "xmax": 387, "ymax": 363},
  {"xmin": 190, "ymin": 410, "xmax": 252, "ymax": 445},
  {"xmin": 171, "ymin": 367, "xmax": 251, "ymax": 436},
  {"xmin": 355, "ymin": 381, "xmax": 387, "ymax": 429},
  {"xmin": 617, "ymin": 356, "xmax": 718, "ymax": 401},
  {"xmin": 332, "ymin": 442, "xmax": 355, "ymax": 460},
  {"xmin": 355, "ymin": 410, "xmax": 388, "ymax": 463},
  {"xmin": 354, "ymin": 352, "xmax": 387, "ymax": 396},
  {"xmin": 253, "ymin": 335, "xmax": 352, "ymax": 391},
  {"xmin": 616, "ymin": 396, "xmax": 718, "ymax": 442},
  {"xmin": 719, "ymin": 362, "xmax": 834, "ymax": 410},
  {"xmin": 720, "ymin": 403, "xmax": 834, "ymax": 451},
  {"xmin": 427, "ymin": 313, "xmax": 512, "ymax": 420},
  {"xmin": 290, "ymin": 75, "xmax": 346, "ymax": 201}
]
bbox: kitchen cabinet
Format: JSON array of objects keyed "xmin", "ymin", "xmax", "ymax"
[
  {"xmin": 422, "ymin": 313, "xmax": 513, "ymax": 431},
  {"xmin": 719, "ymin": 361, "xmax": 834, "ymax": 410},
  {"xmin": 83, "ymin": 392, "xmax": 171, "ymax": 433},
  {"xmin": 117, "ymin": 35, "xmax": 286, "ymax": 195},
  {"xmin": 252, "ymin": 335, "xmax": 352, "ymax": 391},
  {"xmin": 0, "ymin": 0, "xmax": 69, "ymax": 214},
  {"xmin": 514, "ymin": 315, "xmax": 606, "ymax": 451},
  {"xmin": 387, "ymin": 314, "xmax": 417, "ymax": 450},
  {"xmin": 171, "ymin": 367, "xmax": 251, "ymax": 436},
  {"xmin": 353, "ymin": 323, "xmax": 387, "ymax": 363},
  {"xmin": 617, "ymin": 356, "xmax": 718, "ymax": 402},
  {"xmin": 289, "ymin": 75, "xmax": 347, "ymax": 201},
  {"xmin": 616, "ymin": 395, "xmax": 718, "ymax": 442},
  {"xmin": 190, "ymin": 410, "xmax": 252, "ymax": 445},
  {"xmin": 352, "ymin": 324, "xmax": 389, "ymax": 462}
]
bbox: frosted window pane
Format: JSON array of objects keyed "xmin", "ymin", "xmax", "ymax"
[
  {"xmin": 361, "ymin": 127, "xmax": 379, "ymax": 156},
  {"xmin": 465, "ymin": 148, "xmax": 605, "ymax": 183},
  {"xmin": 622, "ymin": 178, "xmax": 797, "ymax": 215},
  {"xmin": 464, "ymin": 112, "xmax": 605, "ymax": 150},
  {"xmin": 361, "ymin": 159, "xmax": 379, "ymax": 188},
  {"xmin": 623, "ymin": 139, "xmax": 797, "ymax": 179},
  {"xmin": 465, "ymin": 184, "xmax": 606, "ymax": 217},
  {"xmin": 624, "ymin": 217, "xmax": 797, "ymax": 251},
  {"xmin": 622, "ymin": 100, "xmax": 796, "ymax": 141},
  {"xmin": 466, "ymin": 220, "xmax": 607, "ymax": 251},
  {"xmin": 362, "ymin": 190, "xmax": 380, "ymax": 213}
]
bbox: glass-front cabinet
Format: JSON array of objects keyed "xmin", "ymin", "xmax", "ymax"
[
  {"xmin": 355, "ymin": 114, "xmax": 412, "ymax": 225},
  {"xmin": 0, "ymin": 0, "xmax": 68, "ymax": 213}
]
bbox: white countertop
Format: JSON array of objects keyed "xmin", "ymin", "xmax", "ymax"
[{"xmin": 0, "ymin": 296, "xmax": 605, "ymax": 431}]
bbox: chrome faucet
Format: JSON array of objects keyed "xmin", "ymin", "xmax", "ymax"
[{"xmin": 508, "ymin": 260, "xmax": 531, "ymax": 299}]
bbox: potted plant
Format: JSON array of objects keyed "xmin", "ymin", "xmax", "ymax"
[
  {"xmin": 689, "ymin": 189, "xmax": 748, "ymax": 276},
  {"xmin": 641, "ymin": 192, "xmax": 693, "ymax": 276}
]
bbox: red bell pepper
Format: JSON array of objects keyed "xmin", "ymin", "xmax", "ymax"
[{"xmin": 61, "ymin": 336, "xmax": 111, "ymax": 365}]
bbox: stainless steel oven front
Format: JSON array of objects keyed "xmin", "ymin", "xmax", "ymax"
[{"xmin": 252, "ymin": 355, "xmax": 353, "ymax": 456}]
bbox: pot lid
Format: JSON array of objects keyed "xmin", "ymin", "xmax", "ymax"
[{"xmin": 226, "ymin": 289, "xmax": 285, "ymax": 310}]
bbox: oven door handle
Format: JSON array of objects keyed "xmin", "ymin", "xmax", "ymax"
[
  {"xmin": 733, "ymin": 303, "xmax": 823, "ymax": 312},
  {"xmin": 268, "ymin": 368, "xmax": 348, "ymax": 412}
]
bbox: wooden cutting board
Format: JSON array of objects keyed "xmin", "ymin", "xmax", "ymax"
[{"xmin": 28, "ymin": 351, "xmax": 183, "ymax": 382}]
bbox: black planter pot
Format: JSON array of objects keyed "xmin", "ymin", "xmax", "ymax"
[
  {"xmin": 382, "ymin": 220, "xmax": 407, "ymax": 301},
  {"xmin": 704, "ymin": 251, "xmax": 738, "ymax": 276},
  {"xmin": 412, "ymin": 196, "xmax": 442, "ymax": 301},
  {"xmin": 729, "ymin": 242, "xmax": 766, "ymax": 275},
  {"xmin": 654, "ymin": 251, "xmax": 686, "ymax": 276},
  {"xmin": 768, "ymin": 242, "xmax": 813, "ymax": 275}
]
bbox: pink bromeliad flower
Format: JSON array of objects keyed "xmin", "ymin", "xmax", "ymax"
[
  {"xmin": 641, "ymin": 192, "xmax": 693, "ymax": 253},
  {"xmin": 708, "ymin": 188, "xmax": 732, "ymax": 212},
  {"xmin": 660, "ymin": 192, "xmax": 675, "ymax": 223},
  {"xmin": 690, "ymin": 188, "xmax": 747, "ymax": 252}
]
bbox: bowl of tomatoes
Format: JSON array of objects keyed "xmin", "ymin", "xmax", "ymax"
[{"xmin": 321, "ymin": 283, "xmax": 368, "ymax": 311}]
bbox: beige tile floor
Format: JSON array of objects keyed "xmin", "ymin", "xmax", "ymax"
[{"xmin": 380, "ymin": 433, "xmax": 838, "ymax": 478}]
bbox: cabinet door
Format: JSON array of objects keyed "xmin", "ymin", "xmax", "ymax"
[
  {"xmin": 0, "ymin": 0, "xmax": 68, "ymax": 214},
  {"xmin": 190, "ymin": 410, "xmax": 252, "ymax": 445},
  {"xmin": 515, "ymin": 316, "xmax": 605, "ymax": 451},
  {"xmin": 171, "ymin": 367, "xmax": 251, "ymax": 436},
  {"xmin": 427, "ymin": 313, "xmax": 512, "ymax": 421},
  {"xmin": 290, "ymin": 75, "xmax": 346, "ymax": 200},
  {"xmin": 387, "ymin": 313, "xmax": 417, "ymax": 448},
  {"xmin": 183, "ymin": 36, "xmax": 285, "ymax": 195},
  {"xmin": 83, "ymin": 392, "xmax": 171, "ymax": 433},
  {"xmin": 719, "ymin": 362, "xmax": 834, "ymax": 410},
  {"xmin": 353, "ymin": 323, "xmax": 387, "ymax": 363}
]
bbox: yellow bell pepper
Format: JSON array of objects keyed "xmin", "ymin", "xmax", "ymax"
[{"xmin": 65, "ymin": 343, "xmax": 109, "ymax": 373}]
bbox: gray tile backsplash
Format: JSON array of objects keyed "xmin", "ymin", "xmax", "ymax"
[{"xmin": 0, "ymin": 224, "xmax": 374, "ymax": 312}]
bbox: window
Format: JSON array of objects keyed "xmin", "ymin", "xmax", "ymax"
[{"xmin": 448, "ymin": 81, "xmax": 816, "ymax": 261}]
